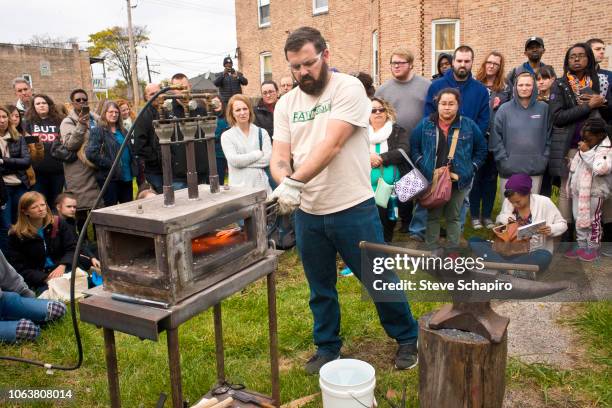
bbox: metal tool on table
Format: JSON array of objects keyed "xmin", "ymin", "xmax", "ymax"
[{"xmin": 228, "ymin": 389, "xmax": 275, "ymax": 408}]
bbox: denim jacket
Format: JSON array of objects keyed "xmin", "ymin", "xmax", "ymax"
[
  {"xmin": 410, "ymin": 115, "xmax": 487, "ymax": 190},
  {"xmin": 86, "ymin": 126, "xmax": 137, "ymax": 182}
]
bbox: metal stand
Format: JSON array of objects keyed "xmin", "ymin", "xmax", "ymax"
[{"xmin": 80, "ymin": 255, "xmax": 280, "ymax": 408}]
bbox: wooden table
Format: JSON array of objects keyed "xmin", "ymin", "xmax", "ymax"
[{"xmin": 79, "ymin": 254, "xmax": 280, "ymax": 408}]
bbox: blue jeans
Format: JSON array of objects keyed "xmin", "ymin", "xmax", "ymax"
[
  {"xmin": 469, "ymin": 237, "xmax": 553, "ymax": 271},
  {"xmin": 469, "ymin": 155, "xmax": 498, "ymax": 219},
  {"xmin": 145, "ymin": 173, "xmax": 163, "ymax": 193},
  {"xmin": 0, "ymin": 292, "xmax": 48, "ymax": 343},
  {"xmin": 0, "ymin": 184, "xmax": 27, "ymax": 252},
  {"xmin": 216, "ymin": 157, "xmax": 228, "ymax": 186},
  {"xmin": 100, "ymin": 180, "xmax": 133, "ymax": 206},
  {"xmin": 34, "ymin": 172, "xmax": 65, "ymax": 207},
  {"xmin": 294, "ymin": 198, "xmax": 418, "ymax": 356},
  {"xmin": 408, "ymin": 204, "xmax": 427, "ymax": 239}
]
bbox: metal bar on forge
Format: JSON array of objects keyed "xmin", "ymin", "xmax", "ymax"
[
  {"xmin": 161, "ymin": 143, "xmax": 175, "ymax": 206},
  {"xmin": 103, "ymin": 328, "xmax": 121, "ymax": 408}
]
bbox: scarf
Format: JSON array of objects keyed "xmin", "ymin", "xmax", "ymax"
[
  {"xmin": 368, "ymin": 121, "xmax": 393, "ymax": 154},
  {"xmin": 566, "ymin": 73, "xmax": 592, "ymax": 96}
]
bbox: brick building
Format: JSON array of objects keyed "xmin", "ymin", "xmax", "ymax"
[
  {"xmin": 235, "ymin": 0, "xmax": 612, "ymax": 96},
  {"xmin": 0, "ymin": 43, "xmax": 94, "ymax": 106}
]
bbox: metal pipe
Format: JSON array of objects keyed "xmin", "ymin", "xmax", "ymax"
[
  {"xmin": 207, "ymin": 136, "xmax": 219, "ymax": 193},
  {"xmin": 213, "ymin": 304, "xmax": 225, "ymax": 384},
  {"xmin": 103, "ymin": 329, "xmax": 121, "ymax": 408},
  {"xmin": 167, "ymin": 328, "xmax": 183, "ymax": 408},
  {"xmin": 161, "ymin": 143, "xmax": 175, "ymax": 207},
  {"xmin": 185, "ymin": 141, "xmax": 199, "ymax": 199},
  {"xmin": 267, "ymin": 272, "xmax": 281, "ymax": 407}
]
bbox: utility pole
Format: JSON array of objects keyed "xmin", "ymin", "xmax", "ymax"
[
  {"xmin": 126, "ymin": 0, "xmax": 140, "ymax": 106},
  {"xmin": 146, "ymin": 55, "xmax": 152, "ymax": 83}
]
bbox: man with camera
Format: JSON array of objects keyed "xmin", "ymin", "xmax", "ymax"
[
  {"xmin": 59, "ymin": 89, "xmax": 100, "ymax": 229},
  {"xmin": 214, "ymin": 56, "xmax": 248, "ymax": 106}
]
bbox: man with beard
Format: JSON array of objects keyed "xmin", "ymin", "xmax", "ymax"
[
  {"xmin": 270, "ymin": 26, "xmax": 419, "ymax": 374},
  {"xmin": 424, "ymin": 46, "xmax": 490, "ymax": 236},
  {"xmin": 507, "ymin": 37, "xmax": 556, "ymax": 89}
]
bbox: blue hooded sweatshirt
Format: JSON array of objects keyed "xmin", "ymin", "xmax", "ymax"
[
  {"xmin": 488, "ymin": 71, "xmax": 551, "ymax": 178},
  {"xmin": 424, "ymin": 69, "xmax": 490, "ymax": 135}
]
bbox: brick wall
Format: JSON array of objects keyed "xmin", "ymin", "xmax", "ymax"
[
  {"xmin": 235, "ymin": 0, "xmax": 612, "ymax": 96},
  {"xmin": 0, "ymin": 43, "xmax": 94, "ymax": 107}
]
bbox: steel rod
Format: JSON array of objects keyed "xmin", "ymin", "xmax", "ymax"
[
  {"xmin": 267, "ymin": 272, "xmax": 281, "ymax": 407},
  {"xmin": 206, "ymin": 136, "xmax": 219, "ymax": 193},
  {"xmin": 103, "ymin": 328, "xmax": 121, "ymax": 408},
  {"xmin": 213, "ymin": 303, "xmax": 225, "ymax": 384},
  {"xmin": 161, "ymin": 144, "xmax": 175, "ymax": 206},
  {"xmin": 167, "ymin": 328, "xmax": 183, "ymax": 408},
  {"xmin": 185, "ymin": 140, "xmax": 199, "ymax": 199}
]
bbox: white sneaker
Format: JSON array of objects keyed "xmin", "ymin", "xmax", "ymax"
[
  {"xmin": 483, "ymin": 218, "xmax": 495, "ymax": 229},
  {"xmin": 471, "ymin": 219, "xmax": 483, "ymax": 230}
]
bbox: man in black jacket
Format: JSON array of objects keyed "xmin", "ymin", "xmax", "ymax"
[
  {"xmin": 214, "ymin": 57, "xmax": 248, "ymax": 106},
  {"xmin": 134, "ymin": 83, "xmax": 163, "ymax": 192},
  {"xmin": 507, "ymin": 37, "xmax": 556, "ymax": 89},
  {"xmin": 169, "ymin": 73, "xmax": 209, "ymax": 187}
]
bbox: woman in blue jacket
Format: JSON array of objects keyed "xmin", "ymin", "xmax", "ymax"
[
  {"xmin": 86, "ymin": 101, "xmax": 137, "ymax": 206},
  {"xmin": 411, "ymin": 88, "xmax": 487, "ymax": 251}
]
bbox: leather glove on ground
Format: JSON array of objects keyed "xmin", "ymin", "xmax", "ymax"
[{"xmin": 270, "ymin": 177, "xmax": 305, "ymax": 214}]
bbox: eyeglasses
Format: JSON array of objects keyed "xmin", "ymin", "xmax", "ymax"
[
  {"xmin": 390, "ymin": 61, "xmax": 409, "ymax": 67},
  {"xmin": 288, "ymin": 52, "xmax": 323, "ymax": 72},
  {"xmin": 262, "ymin": 90, "xmax": 277, "ymax": 96},
  {"xmin": 371, "ymin": 108, "xmax": 386, "ymax": 114},
  {"xmin": 74, "ymin": 98, "xmax": 88, "ymax": 103},
  {"xmin": 569, "ymin": 53, "xmax": 587, "ymax": 60},
  {"xmin": 485, "ymin": 61, "xmax": 500, "ymax": 67}
]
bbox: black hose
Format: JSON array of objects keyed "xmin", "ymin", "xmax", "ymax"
[{"xmin": 0, "ymin": 86, "xmax": 175, "ymax": 369}]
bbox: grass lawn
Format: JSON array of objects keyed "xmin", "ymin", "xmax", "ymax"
[{"xmin": 2, "ymin": 185, "xmax": 611, "ymax": 407}]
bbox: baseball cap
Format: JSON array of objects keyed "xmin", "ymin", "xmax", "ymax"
[
  {"xmin": 525, "ymin": 36, "xmax": 544, "ymax": 49},
  {"xmin": 223, "ymin": 56, "xmax": 233, "ymax": 65}
]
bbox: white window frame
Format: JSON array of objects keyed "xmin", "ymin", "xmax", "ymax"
[
  {"xmin": 258, "ymin": 0, "xmax": 270, "ymax": 28},
  {"xmin": 260, "ymin": 52, "xmax": 272, "ymax": 83},
  {"xmin": 372, "ymin": 31, "xmax": 379, "ymax": 85},
  {"xmin": 313, "ymin": 0, "xmax": 328, "ymax": 15},
  {"xmin": 22, "ymin": 74, "xmax": 33, "ymax": 88},
  {"xmin": 431, "ymin": 19, "xmax": 460, "ymax": 77}
]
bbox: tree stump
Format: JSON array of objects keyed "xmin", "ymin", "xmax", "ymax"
[{"xmin": 419, "ymin": 312, "xmax": 507, "ymax": 408}]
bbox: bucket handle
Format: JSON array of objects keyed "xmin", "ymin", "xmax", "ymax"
[{"xmin": 350, "ymin": 393, "xmax": 376, "ymax": 408}]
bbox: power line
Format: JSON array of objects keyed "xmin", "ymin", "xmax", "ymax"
[
  {"xmin": 148, "ymin": 42, "xmax": 231, "ymax": 56},
  {"xmin": 145, "ymin": 0, "xmax": 233, "ymax": 16}
]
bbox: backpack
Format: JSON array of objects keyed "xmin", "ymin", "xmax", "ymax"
[{"xmin": 266, "ymin": 203, "xmax": 296, "ymax": 250}]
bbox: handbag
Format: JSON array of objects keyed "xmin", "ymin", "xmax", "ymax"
[
  {"xmin": 373, "ymin": 143, "xmax": 398, "ymax": 208},
  {"xmin": 492, "ymin": 220, "xmax": 530, "ymax": 257},
  {"xmin": 50, "ymin": 138, "xmax": 78, "ymax": 163},
  {"xmin": 419, "ymin": 127, "xmax": 459, "ymax": 209},
  {"xmin": 394, "ymin": 148, "xmax": 429, "ymax": 202}
]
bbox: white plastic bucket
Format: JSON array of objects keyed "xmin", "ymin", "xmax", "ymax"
[{"xmin": 319, "ymin": 359, "xmax": 376, "ymax": 408}]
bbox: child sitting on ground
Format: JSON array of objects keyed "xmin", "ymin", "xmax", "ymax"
[
  {"xmin": 55, "ymin": 192, "xmax": 100, "ymax": 272},
  {"xmin": 566, "ymin": 118, "xmax": 612, "ymax": 262}
]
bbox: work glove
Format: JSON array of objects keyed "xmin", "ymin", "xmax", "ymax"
[{"xmin": 270, "ymin": 177, "xmax": 305, "ymax": 215}]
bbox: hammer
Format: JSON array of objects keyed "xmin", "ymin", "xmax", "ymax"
[{"xmin": 229, "ymin": 390, "xmax": 275, "ymax": 408}]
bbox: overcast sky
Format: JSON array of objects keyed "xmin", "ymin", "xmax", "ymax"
[{"xmin": 4, "ymin": 0, "xmax": 236, "ymax": 85}]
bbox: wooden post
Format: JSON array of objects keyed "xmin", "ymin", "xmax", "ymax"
[{"xmin": 419, "ymin": 312, "xmax": 507, "ymax": 408}]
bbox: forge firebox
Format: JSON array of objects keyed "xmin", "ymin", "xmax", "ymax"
[{"xmin": 91, "ymin": 185, "xmax": 268, "ymax": 305}]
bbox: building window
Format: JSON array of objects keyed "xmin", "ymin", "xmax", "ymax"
[
  {"xmin": 22, "ymin": 74, "xmax": 33, "ymax": 87},
  {"xmin": 260, "ymin": 52, "xmax": 272, "ymax": 82},
  {"xmin": 258, "ymin": 0, "xmax": 270, "ymax": 27},
  {"xmin": 313, "ymin": 0, "xmax": 328, "ymax": 15},
  {"xmin": 431, "ymin": 19, "xmax": 460, "ymax": 77},
  {"xmin": 372, "ymin": 31, "xmax": 379, "ymax": 85}
]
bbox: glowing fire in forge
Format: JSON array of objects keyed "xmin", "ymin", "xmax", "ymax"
[{"xmin": 191, "ymin": 227, "xmax": 248, "ymax": 255}]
